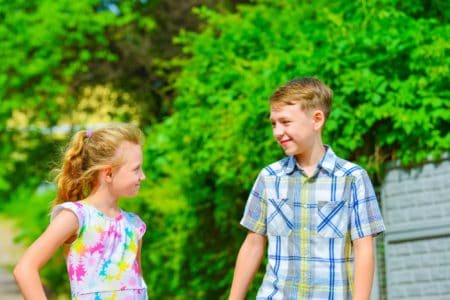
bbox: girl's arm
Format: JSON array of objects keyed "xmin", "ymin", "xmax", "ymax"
[
  {"xmin": 352, "ymin": 235, "xmax": 375, "ymax": 300},
  {"xmin": 137, "ymin": 238, "xmax": 144, "ymax": 275},
  {"xmin": 228, "ymin": 231, "xmax": 266, "ymax": 300},
  {"xmin": 13, "ymin": 209, "xmax": 79, "ymax": 300}
]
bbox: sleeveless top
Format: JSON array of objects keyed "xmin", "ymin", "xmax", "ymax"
[{"xmin": 51, "ymin": 201, "xmax": 148, "ymax": 300}]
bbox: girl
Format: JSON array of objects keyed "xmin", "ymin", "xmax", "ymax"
[{"xmin": 14, "ymin": 124, "xmax": 148, "ymax": 300}]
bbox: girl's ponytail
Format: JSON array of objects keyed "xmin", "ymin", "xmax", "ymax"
[{"xmin": 54, "ymin": 130, "xmax": 91, "ymax": 205}]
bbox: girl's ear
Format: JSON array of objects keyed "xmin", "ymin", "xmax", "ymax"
[
  {"xmin": 312, "ymin": 110, "xmax": 325, "ymax": 131},
  {"xmin": 100, "ymin": 166, "xmax": 113, "ymax": 183}
]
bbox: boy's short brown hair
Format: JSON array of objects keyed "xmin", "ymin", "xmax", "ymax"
[{"xmin": 270, "ymin": 77, "xmax": 333, "ymax": 120}]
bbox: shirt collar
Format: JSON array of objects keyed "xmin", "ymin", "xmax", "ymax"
[{"xmin": 284, "ymin": 145, "xmax": 337, "ymax": 176}]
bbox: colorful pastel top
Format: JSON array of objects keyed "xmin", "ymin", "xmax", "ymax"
[
  {"xmin": 51, "ymin": 201, "xmax": 148, "ymax": 300},
  {"xmin": 241, "ymin": 146, "xmax": 385, "ymax": 299}
]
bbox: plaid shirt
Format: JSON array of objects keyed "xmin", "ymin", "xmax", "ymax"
[{"xmin": 240, "ymin": 147, "xmax": 385, "ymax": 299}]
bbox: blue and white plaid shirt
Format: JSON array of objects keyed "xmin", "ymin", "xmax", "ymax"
[{"xmin": 241, "ymin": 146, "xmax": 385, "ymax": 299}]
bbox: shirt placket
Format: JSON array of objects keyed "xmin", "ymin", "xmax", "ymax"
[{"xmin": 297, "ymin": 176, "xmax": 313, "ymax": 299}]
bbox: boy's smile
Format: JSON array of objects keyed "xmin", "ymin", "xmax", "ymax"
[
  {"xmin": 270, "ymin": 102, "xmax": 323, "ymax": 160},
  {"xmin": 279, "ymin": 138, "xmax": 292, "ymax": 147}
]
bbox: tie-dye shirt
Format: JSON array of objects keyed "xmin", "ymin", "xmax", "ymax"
[{"xmin": 51, "ymin": 201, "xmax": 148, "ymax": 300}]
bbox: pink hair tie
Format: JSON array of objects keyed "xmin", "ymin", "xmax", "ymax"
[{"xmin": 86, "ymin": 129, "xmax": 93, "ymax": 138}]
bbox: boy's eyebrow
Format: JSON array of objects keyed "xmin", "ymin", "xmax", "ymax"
[{"xmin": 269, "ymin": 115, "xmax": 288, "ymax": 121}]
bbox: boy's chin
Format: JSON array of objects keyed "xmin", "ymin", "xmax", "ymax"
[{"xmin": 283, "ymin": 149, "xmax": 299, "ymax": 156}]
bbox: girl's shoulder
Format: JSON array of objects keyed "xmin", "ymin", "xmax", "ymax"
[
  {"xmin": 121, "ymin": 210, "xmax": 147, "ymax": 238},
  {"xmin": 53, "ymin": 200, "xmax": 86, "ymax": 209},
  {"xmin": 51, "ymin": 200, "xmax": 88, "ymax": 224},
  {"xmin": 121, "ymin": 210, "xmax": 144, "ymax": 224}
]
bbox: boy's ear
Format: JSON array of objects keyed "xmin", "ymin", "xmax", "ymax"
[{"xmin": 312, "ymin": 110, "xmax": 325, "ymax": 130}]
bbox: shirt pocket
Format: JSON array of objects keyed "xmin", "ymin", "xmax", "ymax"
[
  {"xmin": 267, "ymin": 198, "xmax": 294, "ymax": 236},
  {"xmin": 316, "ymin": 200, "xmax": 349, "ymax": 238},
  {"xmin": 315, "ymin": 177, "xmax": 352, "ymax": 238}
]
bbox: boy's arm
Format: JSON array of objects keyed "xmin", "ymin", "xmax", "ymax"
[
  {"xmin": 13, "ymin": 209, "xmax": 79, "ymax": 300},
  {"xmin": 228, "ymin": 231, "xmax": 267, "ymax": 300},
  {"xmin": 350, "ymin": 169, "xmax": 385, "ymax": 300},
  {"xmin": 352, "ymin": 235, "xmax": 374, "ymax": 300}
]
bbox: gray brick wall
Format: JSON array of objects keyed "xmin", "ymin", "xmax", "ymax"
[{"xmin": 381, "ymin": 159, "xmax": 450, "ymax": 300}]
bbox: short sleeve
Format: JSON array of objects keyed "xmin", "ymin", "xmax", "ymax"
[
  {"xmin": 51, "ymin": 202, "xmax": 85, "ymax": 234},
  {"xmin": 132, "ymin": 213, "xmax": 147, "ymax": 239},
  {"xmin": 350, "ymin": 170, "xmax": 386, "ymax": 240},
  {"xmin": 240, "ymin": 172, "xmax": 267, "ymax": 235}
]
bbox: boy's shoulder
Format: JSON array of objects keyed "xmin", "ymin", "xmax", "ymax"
[
  {"xmin": 259, "ymin": 156, "xmax": 293, "ymax": 177},
  {"xmin": 332, "ymin": 155, "xmax": 367, "ymax": 178}
]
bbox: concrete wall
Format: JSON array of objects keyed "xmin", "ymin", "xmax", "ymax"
[{"xmin": 381, "ymin": 158, "xmax": 450, "ymax": 299}]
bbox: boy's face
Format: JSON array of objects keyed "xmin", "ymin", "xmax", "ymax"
[{"xmin": 270, "ymin": 102, "xmax": 323, "ymax": 158}]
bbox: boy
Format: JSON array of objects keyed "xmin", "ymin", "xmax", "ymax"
[{"xmin": 229, "ymin": 78, "xmax": 385, "ymax": 300}]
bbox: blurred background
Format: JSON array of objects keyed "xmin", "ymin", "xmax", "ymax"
[{"xmin": 0, "ymin": 0, "xmax": 448, "ymax": 299}]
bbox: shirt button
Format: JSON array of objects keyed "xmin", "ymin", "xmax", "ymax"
[
  {"xmin": 303, "ymin": 227, "xmax": 308, "ymax": 231},
  {"xmin": 303, "ymin": 204, "xmax": 307, "ymax": 208}
]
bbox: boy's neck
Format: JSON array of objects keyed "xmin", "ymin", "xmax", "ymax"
[{"xmin": 295, "ymin": 144, "xmax": 326, "ymax": 177}]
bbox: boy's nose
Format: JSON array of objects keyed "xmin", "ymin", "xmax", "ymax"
[{"xmin": 273, "ymin": 124, "xmax": 284, "ymax": 139}]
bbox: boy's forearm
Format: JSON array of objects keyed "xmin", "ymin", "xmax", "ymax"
[
  {"xmin": 229, "ymin": 232, "xmax": 266, "ymax": 300},
  {"xmin": 352, "ymin": 235, "xmax": 374, "ymax": 300}
]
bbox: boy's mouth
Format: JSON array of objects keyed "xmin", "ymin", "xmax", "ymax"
[{"xmin": 280, "ymin": 139, "xmax": 291, "ymax": 146}]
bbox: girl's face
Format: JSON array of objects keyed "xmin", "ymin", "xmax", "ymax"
[{"xmin": 110, "ymin": 141, "xmax": 145, "ymax": 198}]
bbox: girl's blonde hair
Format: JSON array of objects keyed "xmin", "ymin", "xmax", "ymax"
[{"xmin": 53, "ymin": 123, "xmax": 144, "ymax": 205}]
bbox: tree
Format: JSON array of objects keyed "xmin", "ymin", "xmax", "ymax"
[
  {"xmin": 143, "ymin": 0, "xmax": 449, "ymax": 298},
  {"xmin": 0, "ymin": 0, "xmax": 250, "ymax": 298},
  {"xmin": 0, "ymin": 0, "xmax": 249, "ymax": 201}
]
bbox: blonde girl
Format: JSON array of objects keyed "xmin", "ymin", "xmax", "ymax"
[{"xmin": 14, "ymin": 124, "xmax": 148, "ymax": 299}]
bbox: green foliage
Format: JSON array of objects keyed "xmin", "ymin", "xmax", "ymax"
[
  {"xmin": 1, "ymin": 0, "xmax": 448, "ymax": 299},
  {"xmin": 0, "ymin": 0, "xmax": 153, "ymax": 206},
  {"xmin": 0, "ymin": 0, "xmax": 118, "ymax": 127},
  {"xmin": 0, "ymin": 0, "xmax": 247, "ymax": 201},
  {"xmin": 0, "ymin": 129, "xmax": 61, "ymax": 202},
  {"xmin": 144, "ymin": 0, "xmax": 449, "ymax": 298},
  {"xmin": 0, "ymin": 0, "xmax": 249, "ymax": 298}
]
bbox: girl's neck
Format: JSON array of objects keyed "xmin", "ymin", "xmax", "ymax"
[{"xmin": 84, "ymin": 188, "xmax": 120, "ymax": 217}]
